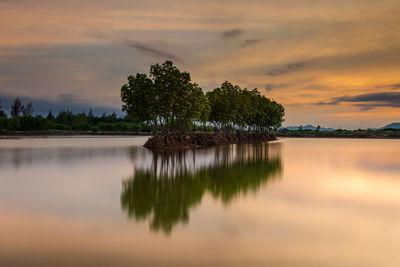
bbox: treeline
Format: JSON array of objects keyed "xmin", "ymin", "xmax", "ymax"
[
  {"xmin": 121, "ymin": 60, "xmax": 284, "ymax": 135},
  {"xmin": 0, "ymin": 98, "xmax": 152, "ymax": 132},
  {"xmin": 0, "ymin": 60, "xmax": 285, "ymax": 134}
]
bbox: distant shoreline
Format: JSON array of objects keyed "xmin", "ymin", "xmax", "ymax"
[
  {"xmin": 1, "ymin": 131, "xmax": 400, "ymax": 140},
  {"xmin": 0, "ymin": 131, "xmax": 152, "ymax": 138},
  {"xmin": 276, "ymin": 132, "xmax": 400, "ymax": 139}
]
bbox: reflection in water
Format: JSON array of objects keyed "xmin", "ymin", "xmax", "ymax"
[
  {"xmin": 121, "ymin": 143, "xmax": 282, "ymax": 234},
  {"xmin": 0, "ymin": 147, "xmax": 125, "ymax": 169}
]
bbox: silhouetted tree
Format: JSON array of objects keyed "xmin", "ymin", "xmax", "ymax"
[
  {"xmin": 11, "ymin": 97, "xmax": 23, "ymax": 118},
  {"xmin": 56, "ymin": 110, "xmax": 74, "ymax": 125},
  {"xmin": 21, "ymin": 101, "xmax": 33, "ymax": 116},
  {"xmin": 0, "ymin": 100, "xmax": 7, "ymax": 118},
  {"xmin": 88, "ymin": 108, "xmax": 94, "ymax": 124},
  {"xmin": 46, "ymin": 110, "xmax": 55, "ymax": 121}
]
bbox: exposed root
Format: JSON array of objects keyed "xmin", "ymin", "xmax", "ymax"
[{"xmin": 143, "ymin": 132, "xmax": 276, "ymax": 150}]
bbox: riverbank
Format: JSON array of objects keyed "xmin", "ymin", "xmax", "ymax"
[{"xmin": 143, "ymin": 132, "xmax": 276, "ymax": 149}]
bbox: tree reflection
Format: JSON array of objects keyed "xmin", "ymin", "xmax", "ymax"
[{"xmin": 121, "ymin": 143, "xmax": 282, "ymax": 234}]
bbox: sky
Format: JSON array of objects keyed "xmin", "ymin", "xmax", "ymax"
[{"xmin": 1, "ymin": 0, "xmax": 400, "ymax": 128}]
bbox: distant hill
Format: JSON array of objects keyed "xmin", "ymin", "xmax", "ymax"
[
  {"xmin": 381, "ymin": 123, "xmax": 400, "ymax": 129},
  {"xmin": 282, "ymin": 125, "xmax": 335, "ymax": 131}
]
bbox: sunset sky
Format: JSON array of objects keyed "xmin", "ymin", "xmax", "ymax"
[{"xmin": 1, "ymin": 0, "xmax": 400, "ymax": 128}]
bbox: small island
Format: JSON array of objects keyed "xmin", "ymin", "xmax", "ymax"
[{"xmin": 120, "ymin": 61, "xmax": 285, "ymax": 149}]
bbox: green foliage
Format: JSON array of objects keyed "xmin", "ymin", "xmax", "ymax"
[
  {"xmin": 6, "ymin": 118, "xmax": 21, "ymax": 130},
  {"xmin": 194, "ymin": 124, "xmax": 214, "ymax": 132},
  {"xmin": 121, "ymin": 60, "xmax": 210, "ymax": 133},
  {"xmin": 71, "ymin": 122, "xmax": 91, "ymax": 131},
  {"xmin": 121, "ymin": 61, "xmax": 284, "ymax": 134},
  {"xmin": 18, "ymin": 116, "xmax": 48, "ymax": 131},
  {"xmin": 100, "ymin": 112, "xmax": 117, "ymax": 123},
  {"xmin": 114, "ymin": 122, "xmax": 128, "ymax": 131},
  {"xmin": 0, "ymin": 117, "xmax": 8, "ymax": 130},
  {"xmin": 121, "ymin": 73, "xmax": 155, "ymax": 124},
  {"xmin": 381, "ymin": 128, "xmax": 400, "ymax": 132},
  {"xmin": 97, "ymin": 122, "xmax": 116, "ymax": 131},
  {"xmin": 141, "ymin": 123, "xmax": 153, "ymax": 132},
  {"xmin": 206, "ymin": 81, "xmax": 285, "ymax": 132},
  {"xmin": 0, "ymin": 108, "xmax": 151, "ymax": 133},
  {"xmin": 127, "ymin": 123, "xmax": 142, "ymax": 132},
  {"xmin": 55, "ymin": 110, "xmax": 74, "ymax": 125},
  {"xmin": 53, "ymin": 123, "xmax": 70, "ymax": 131}
]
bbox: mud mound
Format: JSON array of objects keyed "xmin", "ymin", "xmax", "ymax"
[{"xmin": 143, "ymin": 132, "xmax": 276, "ymax": 150}]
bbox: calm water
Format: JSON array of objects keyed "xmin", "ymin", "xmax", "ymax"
[{"xmin": 1, "ymin": 136, "xmax": 400, "ymax": 266}]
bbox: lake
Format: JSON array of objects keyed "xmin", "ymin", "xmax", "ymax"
[{"xmin": 0, "ymin": 136, "xmax": 400, "ymax": 266}]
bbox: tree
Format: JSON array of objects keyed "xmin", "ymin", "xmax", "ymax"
[
  {"xmin": 121, "ymin": 61, "xmax": 284, "ymax": 135},
  {"xmin": 46, "ymin": 110, "xmax": 55, "ymax": 121},
  {"xmin": 206, "ymin": 81, "xmax": 242, "ymax": 130},
  {"xmin": 56, "ymin": 110, "xmax": 74, "ymax": 125},
  {"xmin": 207, "ymin": 82, "xmax": 284, "ymax": 132},
  {"xmin": 11, "ymin": 97, "xmax": 23, "ymax": 118},
  {"xmin": 22, "ymin": 101, "xmax": 33, "ymax": 116},
  {"xmin": 0, "ymin": 100, "xmax": 7, "ymax": 118},
  {"xmin": 88, "ymin": 108, "xmax": 94, "ymax": 124},
  {"xmin": 121, "ymin": 60, "xmax": 209, "ymax": 134},
  {"xmin": 121, "ymin": 73, "xmax": 156, "ymax": 127},
  {"xmin": 150, "ymin": 60, "xmax": 206, "ymax": 132}
]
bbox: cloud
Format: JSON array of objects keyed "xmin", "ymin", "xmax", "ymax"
[
  {"xmin": 122, "ymin": 39, "xmax": 182, "ymax": 62},
  {"xmin": 265, "ymin": 83, "xmax": 290, "ymax": 91},
  {"xmin": 375, "ymin": 83, "xmax": 400, "ymax": 90},
  {"xmin": 222, "ymin": 29, "xmax": 243, "ymax": 38},
  {"xmin": 241, "ymin": 39, "xmax": 261, "ymax": 47},
  {"xmin": 317, "ymin": 92, "xmax": 400, "ymax": 110},
  {"xmin": 266, "ymin": 62, "xmax": 306, "ymax": 76},
  {"xmin": 252, "ymin": 45, "xmax": 400, "ymax": 80},
  {"xmin": 58, "ymin": 93, "xmax": 84, "ymax": 104}
]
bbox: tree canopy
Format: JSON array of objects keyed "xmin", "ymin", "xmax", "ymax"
[
  {"xmin": 120, "ymin": 60, "xmax": 285, "ymax": 134},
  {"xmin": 121, "ymin": 61, "xmax": 209, "ymax": 133},
  {"xmin": 206, "ymin": 81, "xmax": 284, "ymax": 131}
]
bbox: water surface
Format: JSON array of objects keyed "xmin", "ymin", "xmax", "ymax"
[{"xmin": 1, "ymin": 137, "xmax": 400, "ymax": 266}]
